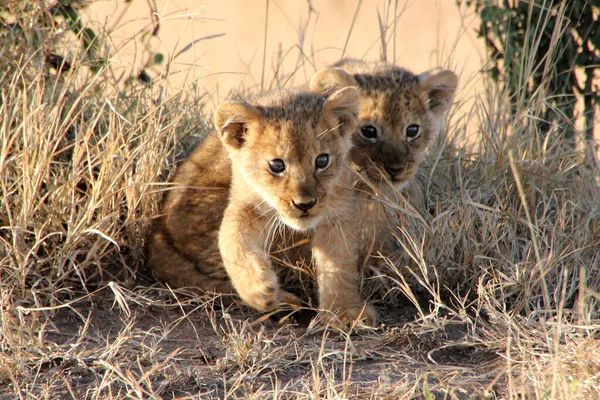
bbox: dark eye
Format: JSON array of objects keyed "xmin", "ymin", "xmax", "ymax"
[
  {"xmin": 359, "ymin": 125, "xmax": 378, "ymax": 141},
  {"xmin": 268, "ymin": 159, "xmax": 285, "ymax": 174},
  {"xmin": 315, "ymin": 154, "xmax": 330, "ymax": 169},
  {"xmin": 406, "ymin": 124, "xmax": 420, "ymax": 140}
]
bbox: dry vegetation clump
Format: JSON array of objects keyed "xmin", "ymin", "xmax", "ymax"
[{"xmin": 1, "ymin": 1, "xmax": 599, "ymax": 399}]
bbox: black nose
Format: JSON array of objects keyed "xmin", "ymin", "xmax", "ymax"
[
  {"xmin": 292, "ymin": 198, "xmax": 317, "ymax": 212},
  {"xmin": 385, "ymin": 165, "xmax": 404, "ymax": 176}
]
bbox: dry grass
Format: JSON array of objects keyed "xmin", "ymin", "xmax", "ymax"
[{"xmin": 1, "ymin": 1, "xmax": 599, "ymax": 399}]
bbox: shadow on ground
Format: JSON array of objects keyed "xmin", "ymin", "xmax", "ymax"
[{"xmin": 17, "ymin": 283, "xmax": 504, "ymax": 399}]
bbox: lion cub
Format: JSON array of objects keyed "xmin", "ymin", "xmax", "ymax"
[
  {"xmin": 312, "ymin": 59, "xmax": 458, "ymax": 259},
  {"xmin": 148, "ymin": 77, "xmax": 377, "ymax": 325},
  {"xmin": 147, "ymin": 61, "xmax": 457, "ymax": 305},
  {"xmin": 147, "ymin": 69, "xmax": 356, "ymax": 292},
  {"xmin": 214, "ymin": 87, "xmax": 376, "ymax": 325}
]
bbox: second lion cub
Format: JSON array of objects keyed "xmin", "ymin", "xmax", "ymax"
[{"xmin": 214, "ymin": 86, "xmax": 377, "ymax": 326}]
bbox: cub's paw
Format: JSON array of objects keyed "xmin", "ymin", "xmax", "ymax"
[
  {"xmin": 278, "ymin": 290, "xmax": 303, "ymax": 308},
  {"xmin": 319, "ymin": 303, "xmax": 379, "ymax": 330},
  {"xmin": 341, "ymin": 304, "xmax": 378, "ymax": 327},
  {"xmin": 235, "ymin": 271, "xmax": 280, "ymax": 311}
]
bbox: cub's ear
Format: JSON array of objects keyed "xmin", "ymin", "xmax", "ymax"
[
  {"xmin": 323, "ymin": 86, "xmax": 360, "ymax": 137},
  {"xmin": 332, "ymin": 58, "xmax": 370, "ymax": 73},
  {"xmin": 214, "ymin": 101, "xmax": 261, "ymax": 150},
  {"xmin": 419, "ymin": 70, "xmax": 458, "ymax": 116},
  {"xmin": 310, "ymin": 68, "xmax": 357, "ymax": 95}
]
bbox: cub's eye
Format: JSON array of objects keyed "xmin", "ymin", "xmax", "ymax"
[
  {"xmin": 406, "ymin": 124, "xmax": 420, "ymax": 140},
  {"xmin": 359, "ymin": 125, "xmax": 378, "ymax": 141},
  {"xmin": 268, "ymin": 159, "xmax": 286, "ymax": 174},
  {"xmin": 315, "ymin": 154, "xmax": 330, "ymax": 169}
]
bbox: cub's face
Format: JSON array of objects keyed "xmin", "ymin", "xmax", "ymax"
[
  {"xmin": 312, "ymin": 62, "xmax": 458, "ymax": 189},
  {"xmin": 215, "ymin": 87, "xmax": 359, "ymax": 230},
  {"xmin": 351, "ymin": 74, "xmax": 434, "ymax": 187}
]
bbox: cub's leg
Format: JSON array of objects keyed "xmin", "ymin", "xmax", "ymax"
[
  {"xmin": 218, "ymin": 206, "xmax": 300, "ymax": 311},
  {"xmin": 312, "ymin": 197, "xmax": 378, "ymax": 327}
]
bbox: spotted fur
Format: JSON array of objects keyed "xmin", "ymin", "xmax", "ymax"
[
  {"xmin": 147, "ymin": 61, "xmax": 457, "ymax": 310},
  {"xmin": 320, "ymin": 59, "xmax": 458, "ymax": 263},
  {"xmin": 147, "ymin": 79, "xmax": 377, "ymax": 326}
]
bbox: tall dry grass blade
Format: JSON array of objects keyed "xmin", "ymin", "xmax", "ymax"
[
  {"xmin": 260, "ymin": 0, "xmax": 270, "ymax": 92},
  {"xmin": 341, "ymin": 0, "xmax": 364, "ymax": 59}
]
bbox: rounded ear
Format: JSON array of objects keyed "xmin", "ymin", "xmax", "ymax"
[
  {"xmin": 214, "ymin": 101, "xmax": 261, "ymax": 150},
  {"xmin": 323, "ymin": 86, "xmax": 360, "ymax": 137},
  {"xmin": 332, "ymin": 58, "xmax": 371, "ymax": 74},
  {"xmin": 419, "ymin": 69, "xmax": 458, "ymax": 116},
  {"xmin": 309, "ymin": 68, "xmax": 357, "ymax": 95}
]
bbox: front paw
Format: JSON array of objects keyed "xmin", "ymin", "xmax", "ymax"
[
  {"xmin": 319, "ymin": 303, "xmax": 379, "ymax": 329},
  {"xmin": 278, "ymin": 290, "xmax": 303, "ymax": 308},
  {"xmin": 235, "ymin": 270, "xmax": 280, "ymax": 311},
  {"xmin": 341, "ymin": 304, "xmax": 378, "ymax": 327}
]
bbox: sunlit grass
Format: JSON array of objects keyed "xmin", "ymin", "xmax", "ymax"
[{"xmin": 1, "ymin": 1, "xmax": 599, "ymax": 398}]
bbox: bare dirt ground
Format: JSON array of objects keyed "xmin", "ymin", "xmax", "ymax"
[{"xmin": 20, "ymin": 276, "xmax": 502, "ymax": 399}]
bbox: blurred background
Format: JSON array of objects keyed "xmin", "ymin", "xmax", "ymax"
[{"xmin": 82, "ymin": 0, "xmax": 486, "ymax": 115}]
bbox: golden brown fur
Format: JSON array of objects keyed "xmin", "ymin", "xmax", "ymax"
[
  {"xmin": 146, "ymin": 132, "xmax": 233, "ymax": 293},
  {"xmin": 147, "ymin": 69, "xmax": 357, "ymax": 295},
  {"xmin": 214, "ymin": 86, "xmax": 376, "ymax": 324},
  {"xmin": 147, "ymin": 61, "xmax": 457, "ymax": 312},
  {"xmin": 147, "ymin": 73, "xmax": 377, "ymax": 325},
  {"xmin": 316, "ymin": 59, "xmax": 458, "ymax": 260}
]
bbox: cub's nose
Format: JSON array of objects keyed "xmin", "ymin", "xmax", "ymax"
[
  {"xmin": 292, "ymin": 198, "xmax": 317, "ymax": 212},
  {"xmin": 384, "ymin": 164, "xmax": 405, "ymax": 177}
]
